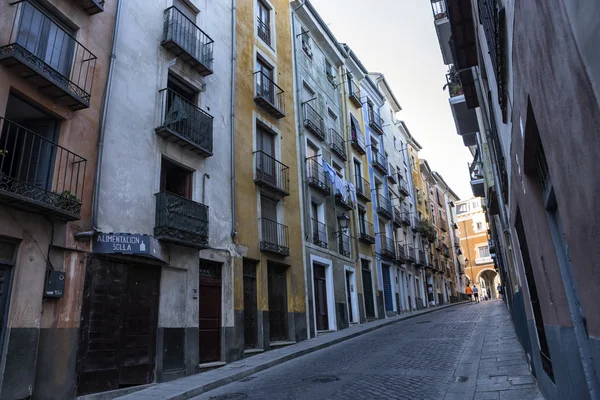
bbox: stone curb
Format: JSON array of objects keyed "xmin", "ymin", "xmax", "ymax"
[{"xmin": 118, "ymin": 301, "xmax": 469, "ymax": 400}]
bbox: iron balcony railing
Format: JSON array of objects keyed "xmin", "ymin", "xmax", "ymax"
[
  {"xmin": 401, "ymin": 207, "xmax": 411, "ymax": 226},
  {"xmin": 0, "ymin": 117, "xmax": 86, "ymax": 220},
  {"xmin": 311, "ymin": 218, "xmax": 327, "ymax": 249},
  {"xmin": 387, "ymin": 165, "xmax": 397, "ymax": 183},
  {"xmin": 162, "ymin": 6, "xmax": 214, "ymax": 76},
  {"xmin": 359, "ymin": 220, "xmax": 375, "ymax": 244},
  {"xmin": 376, "ymin": 194, "xmax": 393, "ymax": 219},
  {"xmin": 371, "ymin": 148, "xmax": 388, "ymax": 174},
  {"xmin": 304, "ymin": 104, "xmax": 325, "ymax": 141},
  {"xmin": 446, "ymin": 71, "xmax": 464, "ymax": 98},
  {"xmin": 368, "ymin": 108, "xmax": 384, "ymax": 135},
  {"xmin": 329, "ymin": 128, "xmax": 346, "ymax": 160},
  {"xmin": 257, "ymin": 17, "xmax": 271, "ymax": 45},
  {"xmin": 417, "ymin": 250, "xmax": 426, "ymax": 266},
  {"xmin": 392, "ymin": 205, "xmax": 402, "ymax": 227},
  {"xmin": 348, "ymin": 79, "xmax": 362, "ymax": 107},
  {"xmin": 154, "ymin": 191, "xmax": 209, "ymax": 248},
  {"xmin": 443, "ymin": 244, "xmax": 450, "ymax": 258},
  {"xmin": 380, "ymin": 235, "xmax": 396, "ymax": 259},
  {"xmin": 454, "ymin": 233, "xmax": 461, "ymax": 248},
  {"xmin": 156, "ymin": 88, "xmax": 213, "ymax": 156},
  {"xmin": 440, "ymin": 219, "xmax": 448, "ymax": 232},
  {"xmin": 396, "ymin": 242, "xmax": 407, "ymax": 263},
  {"xmin": 407, "ymin": 245, "xmax": 416, "ymax": 263},
  {"xmin": 339, "ymin": 232, "xmax": 351, "ymax": 257},
  {"xmin": 77, "ymin": 0, "xmax": 104, "ymax": 15},
  {"xmin": 335, "ymin": 191, "xmax": 354, "ymax": 210},
  {"xmin": 412, "ymin": 215, "xmax": 420, "ymax": 232},
  {"xmin": 355, "ymin": 176, "xmax": 371, "ymax": 202},
  {"xmin": 0, "ymin": 0, "xmax": 97, "ymax": 110},
  {"xmin": 260, "ymin": 218, "xmax": 289, "ymax": 256},
  {"xmin": 399, "ymin": 178, "xmax": 410, "ymax": 196},
  {"xmin": 254, "ymin": 71, "xmax": 285, "ymax": 118},
  {"xmin": 306, "ymin": 158, "xmax": 331, "ymax": 196},
  {"xmin": 254, "ymin": 151, "xmax": 290, "ymax": 196},
  {"xmin": 350, "ymin": 126, "xmax": 366, "ymax": 154}
]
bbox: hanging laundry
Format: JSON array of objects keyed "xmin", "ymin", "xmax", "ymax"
[
  {"xmin": 322, "ymin": 160, "xmax": 336, "ymax": 184},
  {"xmin": 348, "ymin": 182, "xmax": 357, "ymax": 205},
  {"xmin": 334, "ymin": 175, "xmax": 347, "ymax": 200}
]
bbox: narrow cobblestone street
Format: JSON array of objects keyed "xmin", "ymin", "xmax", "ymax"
[{"xmin": 192, "ymin": 301, "xmax": 542, "ymax": 400}]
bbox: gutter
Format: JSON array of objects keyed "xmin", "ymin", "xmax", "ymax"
[
  {"xmin": 77, "ymin": 0, "xmax": 122, "ymax": 240},
  {"xmin": 230, "ymin": 0, "xmax": 237, "ymax": 238}
]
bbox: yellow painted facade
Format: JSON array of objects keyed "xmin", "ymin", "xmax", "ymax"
[{"xmin": 233, "ymin": 0, "xmax": 305, "ymax": 342}]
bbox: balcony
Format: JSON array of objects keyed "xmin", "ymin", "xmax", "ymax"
[
  {"xmin": 454, "ymin": 234, "xmax": 461, "ymax": 248},
  {"xmin": 254, "ymin": 71, "xmax": 285, "ymax": 119},
  {"xmin": 435, "ymin": 238, "xmax": 442, "ymax": 251},
  {"xmin": 396, "ymin": 242, "xmax": 407, "ymax": 264},
  {"xmin": 416, "ymin": 250, "xmax": 425, "ymax": 267},
  {"xmin": 449, "ymin": 94, "xmax": 478, "ymax": 144},
  {"xmin": 387, "ymin": 165, "xmax": 397, "ymax": 183},
  {"xmin": 257, "ymin": 17, "xmax": 271, "ymax": 45},
  {"xmin": 338, "ymin": 233, "xmax": 351, "ymax": 257},
  {"xmin": 311, "ymin": 219, "xmax": 327, "ymax": 249},
  {"xmin": 355, "ymin": 176, "xmax": 371, "ymax": 202},
  {"xmin": 329, "ymin": 128, "xmax": 347, "ymax": 160},
  {"xmin": 443, "ymin": 244, "xmax": 450, "ymax": 258},
  {"xmin": 156, "ymin": 88, "xmax": 213, "ymax": 157},
  {"xmin": 335, "ymin": 193, "xmax": 354, "ymax": 211},
  {"xmin": 304, "ymin": 104, "xmax": 325, "ymax": 141},
  {"xmin": 379, "ymin": 235, "xmax": 396, "ymax": 260},
  {"xmin": 75, "ymin": 0, "xmax": 104, "ymax": 14},
  {"xmin": 350, "ymin": 126, "xmax": 366, "ymax": 155},
  {"xmin": 359, "ymin": 220, "xmax": 376, "ymax": 244},
  {"xmin": 0, "ymin": 1, "xmax": 97, "ymax": 110},
  {"xmin": 254, "ymin": 151, "xmax": 290, "ymax": 197},
  {"xmin": 401, "ymin": 208, "xmax": 411, "ymax": 226},
  {"xmin": 368, "ymin": 108, "xmax": 385, "ymax": 135},
  {"xmin": 260, "ymin": 218, "xmax": 289, "ymax": 256},
  {"xmin": 412, "ymin": 216, "xmax": 420, "ymax": 232},
  {"xmin": 162, "ymin": 6, "xmax": 214, "ymax": 76},
  {"xmin": 154, "ymin": 192, "xmax": 209, "ymax": 248},
  {"xmin": 469, "ymin": 162, "xmax": 485, "ymax": 197},
  {"xmin": 376, "ymin": 195, "xmax": 393, "ymax": 220},
  {"xmin": 392, "ymin": 206, "xmax": 402, "ymax": 227},
  {"xmin": 407, "ymin": 245, "xmax": 416, "ymax": 263},
  {"xmin": 440, "ymin": 219, "xmax": 448, "ymax": 232},
  {"xmin": 306, "ymin": 158, "xmax": 331, "ymax": 196},
  {"xmin": 371, "ymin": 148, "xmax": 388, "ymax": 174},
  {"xmin": 431, "ymin": 0, "xmax": 453, "ymax": 64},
  {"xmin": 399, "ymin": 178, "xmax": 410, "ymax": 197},
  {"xmin": 348, "ymin": 79, "xmax": 362, "ymax": 108},
  {"xmin": 0, "ymin": 118, "xmax": 86, "ymax": 220}
]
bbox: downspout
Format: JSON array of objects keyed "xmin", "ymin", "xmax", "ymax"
[
  {"xmin": 290, "ymin": 10, "xmax": 311, "ymax": 339},
  {"xmin": 77, "ymin": 0, "xmax": 122, "ymax": 240},
  {"xmin": 230, "ymin": 0, "xmax": 237, "ymax": 238}
]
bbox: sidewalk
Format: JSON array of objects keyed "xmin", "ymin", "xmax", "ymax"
[
  {"xmin": 444, "ymin": 300, "xmax": 543, "ymax": 400},
  {"xmin": 109, "ymin": 302, "xmax": 467, "ymax": 400}
]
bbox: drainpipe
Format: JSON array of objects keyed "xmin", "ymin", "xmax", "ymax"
[
  {"xmin": 76, "ymin": 0, "xmax": 122, "ymax": 240},
  {"xmin": 230, "ymin": 0, "xmax": 237, "ymax": 239},
  {"xmin": 290, "ymin": 11, "xmax": 311, "ymax": 340}
]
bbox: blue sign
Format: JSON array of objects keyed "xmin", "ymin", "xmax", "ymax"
[{"xmin": 94, "ymin": 232, "xmax": 168, "ymax": 262}]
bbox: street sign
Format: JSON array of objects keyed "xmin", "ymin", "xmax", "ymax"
[{"xmin": 94, "ymin": 232, "xmax": 168, "ymax": 262}]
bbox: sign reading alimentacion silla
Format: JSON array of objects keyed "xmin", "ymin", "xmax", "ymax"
[{"xmin": 94, "ymin": 232, "xmax": 168, "ymax": 262}]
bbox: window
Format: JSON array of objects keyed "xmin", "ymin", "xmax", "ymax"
[
  {"xmin": 411, "ymin": 155, "xmax": 416, "ymax": 170},
  {"xmin": 358, "ymin": 209, "xmax": 367, "ymax": 233},
  {"xmin": 256, "ymin": 56, "xmax": 275, "ymax": 103},
  {"xmin": 476, "ymin": 222, "xmax": 483, "ymax": 231},
  {"xmin": 161, "ymin": 158, "xmax": 192, "ymax": 199},
  {"xmin": 325, "ymin": 59, "xmax": 336, "ymax": 85},
  {"xmin": 301, "ymin": 27, "xmax": 312, "ymax": 58},
  {"xmin": 174, "ymin": 0, "xmax": 196, "ymax": 21},
  {"xmin": 478, "ymin": 245, "xmax": 490, "ymax": 258},
  {"xmin": 328, "ymin": 109, "xmax": 337, "ymax": 130},
  {"xmin": 471, "ymin": 199, "xmax": 480, "ymax": 209},
  {"xmin": 456, "ymin": 203, "xmax": 469, "ymax": 215},
  {"xmin": 257, "ymin": 0, "xmax": 271, "ymax": 45}
]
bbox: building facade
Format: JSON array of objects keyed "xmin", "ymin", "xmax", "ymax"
[
  {"xmin": 0, "ymin": 0, "xmax": 116, "ymax": 398},
  {"xmin": 431, "ymin": 0, "xmax": 600, "ymax": 398}
]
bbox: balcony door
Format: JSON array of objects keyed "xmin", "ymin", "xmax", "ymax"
[
  {"xmin": 17, "ymin": 1, "xmax": 74, "ymax": 77},
  {"xmin": 257, "ymin": 125, "xmax": 276, "ymax": 186},
  {"xmin": 256, "ymin": 57, "xmax": 274, "ymax": 104},
  {"xmin": 261, "ymin": 196, "xmax": 278, "ymax": 246},
  {"xmin": 313, "ymin": 264, "xmax": 328, "ymax": 331},
  {"xmin": 160, "ymin": 158, "xmax": 192, "ymax": 199}
]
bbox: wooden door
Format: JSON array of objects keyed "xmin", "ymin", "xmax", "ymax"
[
  {"xmin": 199, "ymin": 262, "xmax": 221, "ymax": 363},
  {"xmin": 243, "ymin": 260, "xmax": 257, "ymax": 349},
  {"xmin": 361, "ymin": 262, "xmax": 375, "ymax": 319},
  {"xmin": 346, "ymin": 271, "xmax": 354, "ymax": 323},
  {"xmin": 0, "ymin": 265, "xmax": 12, "ymax": 358},
  {"xmin": 382, "ymin": 265, "xmax": 393, "ymax": 312},
  {"xmin": 268, "ymin": 266, "xmax": 288, "ymax": 342},
  {"xmin": 313, "ymin": 264, "xmax": 328, "ymax": 331}
]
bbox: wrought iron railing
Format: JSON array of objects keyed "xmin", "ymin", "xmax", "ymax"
[
  {"xmin": 371, "ymin": 148, "xmax": 388, "ymax": 173},
  {"xmin": 329, "ymin": 128, "xmax": 346, "ymax": 160},
  {"xmin": 254, "ymin": 71, "xmax": 285, "ymax": 117},
  {"xmin": 440, "ymin": 219, "xmax": 448, "ymax": 231},
  {"xmin": 387, "ymin": 164, "xmax": 397, "ymax": 183},
  {"xmin": 260, "ymin": 218, "xmax": 289, "ymax": 256},
  {"xmin": 257, "ymin": 17, "xmax": 271, "ymax": 45},
  {"xmin": 348, "ymin": 79, "xmax": 362, "ymax": 106},
  {"xmin": 154, "ymin": 191, "xmax": 209, "ymax": 248},
  {"xmin": 304, "ymin": 103, "xmax": 325, "ymax": 140},
  {"xmin": 156, "ymin": 88, "xmax": 213, "ymax": 155},
  {"xmin": 163, "ymin": 6, "xmax": 214, "ymax": 75},
  {"xmin": 368, "ymin": 108, "xmax": 384, "ymax": 134},
  {"xmin": 350, "ymin": 126, "xmax": 366, "ymax": 153},
  {"xmin": 355, "ymin": 176, "xmax": 371, "ymax": 202},
  {"xmin": 359, "ymin": 220, "xmax": 375, "ymax": 243},
  {"xmin": 0, "ymin": 117, "xmax": 86, "ymax": 219},
  {"xmin": 418, "ymin": 250, "xmax": 425, "ymax": 265},
  {"xmin": 399, "ymin": 178, "xmax": 410, "ymax": 196},
  {"xmin": 396, "ymin": 242, "xmax": 407, "ymax": 261},
  {"xmin": 407, "ymin": 245, "xmax": 416, "ymax": 262},
  {"xmin": 306, "ymin": 158, "xmax": 330, "ymax": 195},
  {"xmin": 254, "ymin": 151, "xmax": 290, "ymax": 195},
  {"xmin": 393, "ymin": 205, "xmax": 402, "ymax": 226},
  {"xmin": 443, "ymin": 244, "xmax": 450, "ymax": 258},
  {"xmin": 1, "ymin": 0, "xmax": 98, "ymax": 108},
  {"xmin": 380, "ymin": 235, "xmax": 396, "ymax": 258},
  {"xmin": 311, "ymin": 218, "xmax": 327, "ymax": 249},
  {"xmin": 413, "ymin": 215, "xmax": 420, "ymax": 228},
  {"xmin": 376, "ymin": 194, "xmax": 393, "ymax": 219},
  {"xmin": 339, "ymin": 232, "xmax": 351, "ymax": 257}
]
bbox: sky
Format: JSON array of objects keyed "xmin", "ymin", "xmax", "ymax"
[{"xmin": 309, "ymin": 0, "xmax": 474, "ymax": 200}]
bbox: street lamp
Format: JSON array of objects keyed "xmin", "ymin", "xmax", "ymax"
[{"xmin": 333, "ymin": 213, "xmax": 350, "ymax": 238}]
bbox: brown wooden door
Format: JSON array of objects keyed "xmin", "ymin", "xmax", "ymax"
[
  {"xmin": 199, "ymin": 262, "xmax": 221, "ymax": 363},
  {"xmin": 346, "ymin": 271, "xmax": 354, "ymax": 323},
  {"xmin": 268, "ymin": 266, "xmax": 288, "ymax": 342},
  {"xmin": 243, "ymin": 260, "xmax": 257, "ymax": 349},
  {"xmin": 361, "ymin": 262, "xmax": 376, "ymax": 319},
  {"xmin": 77, "ymin": 259, "xmax": 160, "ymax": 396},
  {"xmin": 313, "ymin": 265, "xmax": 328, "ymax": 331}
]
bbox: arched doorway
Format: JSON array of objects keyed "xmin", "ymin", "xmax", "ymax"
[{"xmin": 477, "ymin": 268, "xmax": 500, "ymax": 300}]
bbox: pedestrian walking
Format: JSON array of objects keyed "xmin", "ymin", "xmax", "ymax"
[
  {"xmin": 473, "ymin": 285, "xmax": 479, "ymax": 303},
  {"xmin": 497, "ymin": 284, "xmax": 503, "ymax": 300},
  {"xmin": 487, "ymin": 287, "xmax": 491, "ymax": 301},
  {"xmin": 466, "ymin": 285, "xmax": 473, "ymax": 302}
]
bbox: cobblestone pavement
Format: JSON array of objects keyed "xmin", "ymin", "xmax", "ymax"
[{"xmin": 192, "ymin": 301, "xmax": 542, "ymax": 400}]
